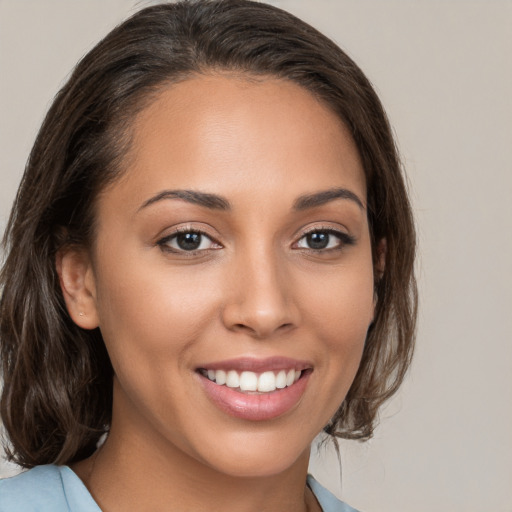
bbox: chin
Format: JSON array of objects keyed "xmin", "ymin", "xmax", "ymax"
[
  {"xmin": 189, "ymin": 431, "xmax": 312, "ymax": 479},
  {"xmin": 207, "ymin": 452, "xmax": 308, "ymax": 479}
]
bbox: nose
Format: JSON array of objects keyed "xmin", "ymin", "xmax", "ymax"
[{"xmin": 221, "ymin": 248, "xmax": 300, "ymax": 339}]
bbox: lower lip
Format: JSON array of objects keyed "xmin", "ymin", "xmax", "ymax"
[{"xmin": 198, "ymin": 372, "xmax": 311, "ymax": 421}]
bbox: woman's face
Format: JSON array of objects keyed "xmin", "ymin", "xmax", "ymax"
[{"xmin": 77, "ymin": 75, "xmax": 375, "ymax": 477}]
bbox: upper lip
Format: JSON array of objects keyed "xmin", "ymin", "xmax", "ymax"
[{"xmin": 196, "ymin": 356, "xmax": 312, "ymax": 373}]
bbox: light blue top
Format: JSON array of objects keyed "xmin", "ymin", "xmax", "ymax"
[{"xmin": 0, "ymin": 465, "xmax": 360, "ymax": 512}]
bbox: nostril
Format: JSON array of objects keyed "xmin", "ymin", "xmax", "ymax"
[
  {"xmin": 221, "ymin": 298, "xmax": 300, "ymax": 338},
  {"xmin": 230, "ymin": 321, "xmax": 294, "ymax": 338}
]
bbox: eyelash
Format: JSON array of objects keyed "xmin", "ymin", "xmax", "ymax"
[
  {"xmin": 294, "ymin": 227, "xmax": 356, "ymax": 253},
  {"xmin": 156, "ymin": 226, "xmax": 355, "ymax": 255},
  {"xmin": 157, "ymin": 227, "xmax": 221, "ymax": 255}
]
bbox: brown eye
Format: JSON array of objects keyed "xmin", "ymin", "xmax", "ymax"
[
  {"xmin": 305, "ymin": 232, "xmax": 330, "ymax": 250},
  {"xmin": 295, "ymin": 229, "xmax": 356, "ymax": 251},
  {"xmin": 158, "ymin": 230, "xmax": 220, "ymax": 253},
  {"xmin": 176, "ymin": 232, "xmax": 203, "ymax": 251},
  {"xmin": 297, "ymin": 230, "xmax": 340, "ymax": 250}
]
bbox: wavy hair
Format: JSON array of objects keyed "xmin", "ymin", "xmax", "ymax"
[{"xmin": 0, "ymin": 0, "xmax": 417, "ymax": 467}]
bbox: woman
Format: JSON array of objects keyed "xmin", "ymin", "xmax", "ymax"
[{"xmin": 0, "ymin": 1, "xmax": 417, "ymax": 511}]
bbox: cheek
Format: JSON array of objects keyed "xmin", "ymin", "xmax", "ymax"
[
  {"xmin": 92, "ymin": 249, "xmax": 223, "ymax": 371},
  {"xmin": 300, "ymin": 259, "xmax": 374, "ymax": 395},
  {"xmin": 304, "ymin": 262, "xmax": 375, "ymax": 342}
]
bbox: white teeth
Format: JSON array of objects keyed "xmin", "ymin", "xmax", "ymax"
[
  {"xmin": 239, "ymin": 371, "xmax": 258, "ymax": 391},
  {"xmin": 258, "ymin": 371, "xmax": 276, "ymax": 392},
  {"xmin": 215, "ymin": 369, "xmax": 226, "ymax": 385},
  {"xmin": 275, "ymin": 370, "xmax": 287, "ymax": 389},
  {"xmin": 226, "ymin": 370, "xmax": 240, "ymax": 388},
  {"xmin": 204, "ymin": 368, "xmax": 305, "ymax": 393}
]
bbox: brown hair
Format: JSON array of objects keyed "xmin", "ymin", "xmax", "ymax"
[{"xmin": 0, "ymin": 0, "xmax": 417, "ymax": 468}]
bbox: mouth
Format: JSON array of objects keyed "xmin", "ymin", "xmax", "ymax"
[
  {"xmin": 196, "ymin": 357, "xmax": 312, "ymax": 421},
  {"xmin": 197, "ymin": 368, "xmax": 305, "ymax": 393}
]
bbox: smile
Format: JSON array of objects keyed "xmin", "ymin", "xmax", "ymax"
[
  {"xmin": 198, "ymin": 368, "xmax": 302, "ymax": 393},
  {"xmin": 196, "ymin": 357, "xmax": 312, "ymax": 421}
]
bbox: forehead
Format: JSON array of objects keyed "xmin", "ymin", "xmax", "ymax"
[{"xmin": 102, "ymin": 74, "xmax": 366, "ymax": 213}]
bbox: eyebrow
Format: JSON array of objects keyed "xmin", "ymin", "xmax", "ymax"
[
  {"xmin": 139, "ymin": 189, "xmax": 231, "ymax": 211},
  {"xmin": 138, "ymin": 186, "xmax": 364, "ymax": 213},
  {"xmin": 293, "ymin": 188, "xmax": 365, "ymax": 211}
]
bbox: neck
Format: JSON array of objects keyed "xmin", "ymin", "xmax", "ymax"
[{"xmin": 72, "ymin": 413, "xmax": 319, "ymax": 512}]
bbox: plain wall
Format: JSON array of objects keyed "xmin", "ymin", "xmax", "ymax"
[{"xmin": 1, "ymin": 1, "xmax": 511, "ymax": 511}]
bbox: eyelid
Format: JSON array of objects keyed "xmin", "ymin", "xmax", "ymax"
[
  {"xmin": 156, "ymin": 225, "xmax": 222, "ymax": 254},
  {"xmin": 293, "ymin": 225, "xmax": 356, "ymax": 251},
  {"xmin": 155, "ymin": 223, "xmax": 354, "ymax": 255}
]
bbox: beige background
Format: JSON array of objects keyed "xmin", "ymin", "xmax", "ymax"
[{"xmin": 1, "ymin": 1, "xmax": 511, "ymax": 511}]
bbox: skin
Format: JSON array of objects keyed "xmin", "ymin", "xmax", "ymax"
[{"xmin": 58, "ymin": 75, "xmax": 377, "ymax": 512}]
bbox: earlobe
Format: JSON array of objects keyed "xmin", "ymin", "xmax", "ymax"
[
  {"xmin": 372, "ymin": 238, "xmax": 387, "ymax": 316},
  {"xmin": 56, "ymin": 247, "xmax": 99, "ymax": 329},
  {"xmin": 375, "ymin": 238, "xmax": 387, "ymax": 281}
]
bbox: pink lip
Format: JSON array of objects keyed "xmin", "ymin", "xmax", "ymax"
[
  {"xmin": 196, "ymin": 356, "xmax": 312, "ymax": 372},
  {"xmin": 196, "ymin": 357, "xmax": 312, "ymax": 421}
]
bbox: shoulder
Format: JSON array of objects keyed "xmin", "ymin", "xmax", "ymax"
[
  {"xmin": 307, "ymin": 474, "xmax": 361, "ymax": 512},
  {"xmin": 0, "ymin": 464, "xmax": 100, "ymax": 512},
  {"xmin": 0, "ymin": 465, "xmax": 69, "ymax": 511}
]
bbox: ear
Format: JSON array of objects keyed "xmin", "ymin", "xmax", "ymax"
[
  {"xmin": 372, "ymin": 238, "xmax": 387, "ymax": 312},
  {"xmin": 375, "ymin": 238, "xmax": 387, "ymax": 280},
  {"xmin": 56, "ymin": 247, "xmax": 99, "ymax": 329}
]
